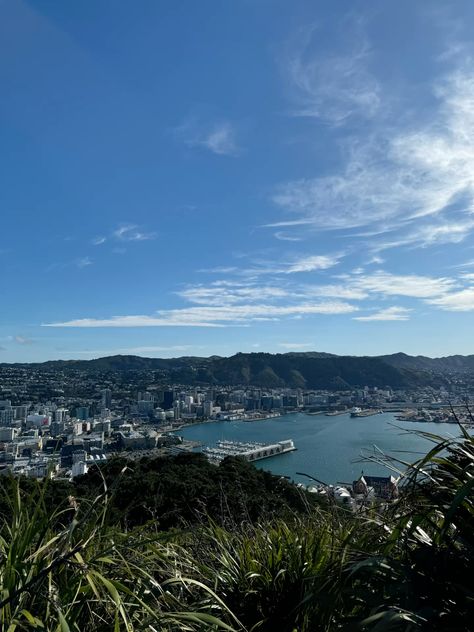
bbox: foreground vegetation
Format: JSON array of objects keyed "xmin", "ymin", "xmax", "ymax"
[{"xmin": 0, "ymin": 428, "xmax": 473, "ymax": 631}]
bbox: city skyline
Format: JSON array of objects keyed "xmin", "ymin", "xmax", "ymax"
[{"xmin": 3, "ymin": 1, "xmax": 474, "ymax": 361}]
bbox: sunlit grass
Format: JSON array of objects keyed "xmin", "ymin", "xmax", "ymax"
[{"xmin": 0, "ymin": 425, "xmax": 472, "ymax": 630}]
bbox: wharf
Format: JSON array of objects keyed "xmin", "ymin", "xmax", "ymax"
[
  {"xmin": 203, "ymin": 439, "xmax": 296, "ymax": 464},
  {"xmin": 350, "ymin": 409, "xmax": 382, "ymax": 418}
]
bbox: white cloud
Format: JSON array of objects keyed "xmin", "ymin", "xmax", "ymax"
[
  {"xmin": 113, "ymin": 224, "xmax": 156, "ymax": 242},
  {"xmin": 274, "ymin": 231, "xmax": 303, "ymax": 242},
  {"xmin": 279, "ymin": 342, "xmax": 313, "ymax": 349},
  {"xmin": 178, "ymin": 278, "xmax": 368, "ymax": 306},
  {"xmin": 14, "ymin": 335, "xmax": 34, "ymax": 345},
  {"xmin": 176, "ymin": 118, "xmax": 239, "ymax": 156},
  {"xmin": 427, "ymin": 287, "xmax": 474, "ymax": 311},
  {"xmin": 272, "ymin": 69, "xmax": 474, "ymax": 249},
  {"xmin": 238, "ymin": 253, "xmax": 343, "ymax": 277},
  {"xmin": 346, "ymin": 271, "xmax": 457, "ymax": 299},
  {"xmin": 43, "ymin": 315, "xmax": 223, "ymax": 328},
  {"xmin": 452, "ymin": 259, "xmax": 474, "ymax": 269},
  {"xmin": 284, "ymin": 254, "xmax": 341, "ymax": 273},
  {"xmin": 43, "ymin": 300, "xmax": 357, "ymax": 329},
  {"xmin": 89, "ymin": 225, "xmax": 156, "ymax": 248},
  {"xmin": 75, "ymin": 345, "xmax": 193, "ymax": 356},
  {"xmin": 76, "ymin": 257, "xmax": 93, "ymax": 268},
  {"xmin": 354, "ymin": 306, "xmax": 412, "ymax": 321},
  {"xmin": 177, "ymin": 270, "xmax": 456, "ymax": 317},
  {"xmin": 366, "ymin": 255, "xmax": 384, "ymax": 265},
  {"xmin": 91, "ymin": 236, "xmax": 107, "ymax": 245},
  {"xmin": 302, "ymin": 284, "xmax": 368, "ymax": 300},
  {"xmin": 178, "ymin": 283, "xmax": 289, "ymax": 306},
  {"xmin": 286, "ymin": 22, "xmax": 380, "ymax": 124},
  {"xmin": 198, "ymin": 253, "xmax": 343, "ymax": 279},
  {"xmin": 375, "ymin": 217, "xmax": 474, "ymax": 251},
  {"xmin": 200, "ymin": 122, "xmax": 239, "ymax": 156}
]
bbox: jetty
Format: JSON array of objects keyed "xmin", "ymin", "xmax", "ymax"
[{"xmin": 203, "ymin": 439, "xmax": 296, "ymax": 464}]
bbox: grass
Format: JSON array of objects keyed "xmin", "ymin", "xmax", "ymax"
[
  {"xmin": 0, "ymin": 475, "xmax": 240, "ymax": 631},
  {"xmin": 0, "ymin": 425, "xmax": 473, "ymax": 630}
]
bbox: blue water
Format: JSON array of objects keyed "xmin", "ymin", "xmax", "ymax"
[{"xmin": 178, "ymin": 412, "xmax": 463, "ymax": 484}]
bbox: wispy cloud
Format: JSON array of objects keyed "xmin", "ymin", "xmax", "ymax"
[
  {"xmin": 199, "ymin": 253, "xmax": 343, "ymax": 278},
  {"xmin": 285, "ymin": 20, "xmax": 380, "ymax": 124},
  {"xmin": 178, "ymin": 271, "xmax": 456, "ymax": 311},
  {"xmin": 354, "ymin": 307, "xmax": 412, "ymax": 321},
  {"xmin": 427, "ymin": 287, "xmax": 474, "ymax": 311},
  {"xmin": 13, "ymin": 335, "xmax": 34, "ymax": 345},
  {"xmin": 200, "ymin": 122, "xmax": 239, "ymax": 156},
  {"xmin": 178, "ymin": 282, "xmax": 290, "ymax": 306},
  {"xmin": 76, "ymin": 257, "xmax": 93, "ymax": 269},
  {"xmin": 91, "ymin": 236, "xmax": 107, "ymax": 245},
  {"xmin": 74, "ymin": 345, "xmax": 194, "ymax": 356},
  {"xmin": 274, "ymin": 231, "xmax": 303, "ymax": 242},
  {"xmin": 284, "ymin": 254, "xmax": 341, "ymax": 273},
  {"xmin": 175, "ymin": 118, "xmax": 240, "ymax": 156},
  {"xmin": 43, "ymin": 300, "xmax": 357, "ymax": 329},
  {"xmin": 42, "ymin": 262, "xmax": 474, "ymax": 331},
  {"xmin": 343, "ymin": 270, "xmax": 457, "ymax": 299},
  {"xmin": 279, "ymin": 342, "xmax": 313, "ymax": 349},
  {"xmin": 366, "ymin": 255, "xmax": 384, "ymax": 265},
  {"xmin": 239, "ymin": 253, "xmax": 344, "ymax": 277},
  {"xmin": 374, "ymin": 217, "xmax": 474, "ymax": 252},
  {"xmin": 272, "ymin": 67, "xmax": 474, "ymax": 250},
  {"xmin": 113, "ymin": 224, "xmax": 156, "ymax": 242},
  {"xmin": 91, "ymin": 225, "xmax": 156, "ymax": 247},
  {"xmin": 43, "ymin": 315, "xmax": 223, "ymax": 328}
]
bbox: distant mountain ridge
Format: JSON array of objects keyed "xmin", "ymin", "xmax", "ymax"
[
  {"xmin": 1, "ymin": 350, "xmax": 468, "ymax": 389},
  {"xmin": 379, "ymin": 352, "xmax": 474, "ymax": 373}
]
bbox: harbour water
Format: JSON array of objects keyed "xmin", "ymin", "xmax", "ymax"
[{"xmin": 178, "ymin": 412, "xmax": 464, "ymax": 484}]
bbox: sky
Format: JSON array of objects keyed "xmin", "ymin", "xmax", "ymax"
[{"xmin": 2, "ymin": 0, "xmax": 474, "ymax": 362}]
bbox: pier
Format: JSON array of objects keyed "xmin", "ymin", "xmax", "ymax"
[{"xmin": 203, "ymin": 439, "xmax": 296, "ymax": 464}]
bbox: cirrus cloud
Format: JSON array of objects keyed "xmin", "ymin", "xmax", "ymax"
[
  {"xmin": 354, "ymin": 306, "xmax": 412, "ymax": 321},
  {"xmin": 272, "ymin": 66, "xmax": 474, "ymax": 252}
]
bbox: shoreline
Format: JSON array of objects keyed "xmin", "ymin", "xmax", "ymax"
[
  {"xmin": 164, "ymin": 411, "xmax": 468, "ymax": 436},
  {"xmin": 164, "ymin": 411, "xmax": 297, "ymax": 433}
]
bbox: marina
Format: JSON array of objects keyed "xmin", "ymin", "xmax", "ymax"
[
  {"xmin": 179, "ymin": 412, "xmax": 464, "ymax": 484},
  {"xmin": 203, "ymin": 439, "xmax": 296, "ymax": 464},
  {"xmin": 350, "ymin": 407, "xmax": 383, "ymax": 418}
]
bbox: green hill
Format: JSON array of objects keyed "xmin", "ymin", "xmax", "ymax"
[{"xmin": 5, "ymin": 350, "xmax": 452, "ymax": 389}]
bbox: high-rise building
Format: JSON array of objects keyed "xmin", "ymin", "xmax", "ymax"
[
  {"xmin": 15, "ymin": 405, "xmax": 28, "ymax": 421},
  {"xmin": 138, "ymin": 400, "xmax": 154, "ymax": 415},
  {"xmin": 203, "ymin": 401, "xmax": 213, "ymax": 418},
  {"xmin": 101, "ymin": 389, "xmax": 112, "ymax": 409},
  {"xmin": 54, "ymin": 408, "xmax": 68, "ymax": 423},
  {"xmin": 0, "ymin": 409, "xmax": 14, "ymax": 426},
  {"xmin": 163, "ymin": 390, "xmax": 174, "ymax": 410},
  {"xmin": 138, "ymin": 392, "xmax": 153, "ymax": 402},
  {"xmin": 76, "ymin": 406, "xmax": 90, "ymax": 420}
]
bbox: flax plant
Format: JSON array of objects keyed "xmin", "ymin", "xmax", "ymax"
[
  {"xmin": 0, "ymin": 475, "xmax": 241, "ymax": 631},
  {"xmin": 343, "ymin": 423, "xmax": 474, "ymax": 630}
]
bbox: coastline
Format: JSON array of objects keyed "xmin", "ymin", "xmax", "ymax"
[{"xmin": 164, "ymin": 411, "xmax": 297, "ymax": 433}]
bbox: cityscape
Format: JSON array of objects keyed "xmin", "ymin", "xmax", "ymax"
[
  {"xmin": 0, "ymin": 352, "xmax": 473, "ymax": 481},
  {"xmin": 1, "ymin": 1, "xmax": 474, "ymax": 629}
]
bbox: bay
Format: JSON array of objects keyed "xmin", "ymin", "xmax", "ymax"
[{"xmin": 178, "ymin": 412, "xmax": 463, "ymax": 484}]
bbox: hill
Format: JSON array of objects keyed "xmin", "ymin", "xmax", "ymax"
[
  {"xmin": 2, "ymin": 351, "xmax": 455, "ymax": 389},
  {"xmin": 380, "ymin": 352, "xmax": 474, "ymax": 374}
]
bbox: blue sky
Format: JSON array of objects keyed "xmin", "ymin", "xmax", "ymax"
[{"xmin": 2, "ymin": 0, "xmax": 474, "ymax": 362}]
